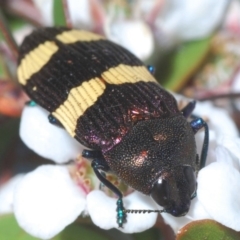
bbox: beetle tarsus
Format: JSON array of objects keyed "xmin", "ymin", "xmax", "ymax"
[
  {"xmin": 48, "ymin": 114, "xmax": 64, "ymax": 128},
  {"xmin": 117, "ymin": 198, "xmax": 127, "ymax": 228},
  {"xmin": 190, "ymin": 118, "xmax": 209, "ymax": 170}
]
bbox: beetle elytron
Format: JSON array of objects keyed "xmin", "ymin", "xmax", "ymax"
[{"xmin": 17, "ymin": 27, "xmax": 209, "ymax": 227}]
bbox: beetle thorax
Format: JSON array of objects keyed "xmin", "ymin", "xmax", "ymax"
[{"xmin": 103, "ymin": 114, "xmax": 197, "ymax": 194}]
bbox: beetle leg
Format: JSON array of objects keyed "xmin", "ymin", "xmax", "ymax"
[
  {"xmin": 190, "ymin": 118, "xmax": 209, "ymax": 171},
  {"xmin": 48, "ymin": 114, "xmax": 64, "ymax": 128},
  {"xmin": 147, "ymin": 65, "xmax": 155, "ymax": 75},
  {"xmin": 26, "ymin": 100, "xmax": 37, "ymax": 106},
  {"xmin": 82, "ymin": 149, "xmax": 104, "ymax": 159},
  {"xmin": 91, "ymin": 158, "xmax": 127, "ymax": 228},
  {"xmin": 181, "ymin": 100, "xmax": 196, "ymax": 118}
]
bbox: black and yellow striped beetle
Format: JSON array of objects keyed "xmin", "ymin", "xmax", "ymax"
[{"xmin": 17, "ymin": 27, "xmax": 209, "ymax": 227}]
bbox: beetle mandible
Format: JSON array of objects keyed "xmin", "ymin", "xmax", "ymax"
[{"xmin": 17, "ymin": 27, "xmax": 209, "ymax": 227}]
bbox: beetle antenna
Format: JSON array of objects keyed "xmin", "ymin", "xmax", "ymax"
[{"xmin": 123, "ymin": 209, "xmax": 165, "ymax": 214}]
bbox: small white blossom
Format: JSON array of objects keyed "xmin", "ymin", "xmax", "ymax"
[
  {"xmin": 198, "ymin": 161, "xmax": 240, "ymax": 231},
  {"xmin": 13, "ymin": 165, "xmax": 86, "ymax": 239},
  {"xmin": 0, "ymin": 175, "xmax": 24, "ymax": 214},
  {"xmin": 104, "ymin": 20, "xmax": 154, "ymax": 60},
  {"xmin": 20, "ymin": 105, "xmax": 83, "ymax": 163}
]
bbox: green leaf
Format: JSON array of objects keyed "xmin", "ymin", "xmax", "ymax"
[
  {"xmin": 177, "ymin": 219, "xmax": 240, "ymax": 240},
  {"xmin": 0, "ymin": 214, "xmax": 110, "ymax": 240},
  {"xmin": 56, "ymin": 222, "xmax": 110, "ymax": 240},
  {"xmin": 155, "ymin": 38, "xmax": 211, "ymax": 91},
  {"xmin": 58, "ymin": 221, "xmax": 163, "ymax": 240},
  {"xmin": 132, "ymin": 227, "xmax": 163, "ymax": 240},
  {"xmin": 0, "ymin": 214, "xmax": 163, "ymax": 240},
  {"xmin": 6, "ymin": 15, "xmax": 26, "ymax": 32},
  {"xmin": 0, "ymin": 214, "xmax": 39, "ymax": 240},
  {"xmin": 53, "ymin": 0, "xmax": 67, "ymax": 26}
]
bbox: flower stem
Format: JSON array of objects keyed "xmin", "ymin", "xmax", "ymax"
[{"xmin": 0, "ymin": 8, "xmax": 18, "ymax": 62}]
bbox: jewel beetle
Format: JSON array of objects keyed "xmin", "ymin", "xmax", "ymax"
[{"xmin": 17, "ymin": 27, "xmax": 209, "ymax": 227}]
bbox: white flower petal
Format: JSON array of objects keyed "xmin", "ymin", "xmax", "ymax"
[
  {"xmin": 105, "ymin": 20, "xmax": 154, "ymax": 60},
  {"xmin": 161, "ymin": 212, "xmax": 190, "ymax": 234},
  {"xmin": 13, "ymin": 25, "xmax": 34, "ymax": 45},
  {"xmin": 198, "ymin": 162, "xmax": 240, "ymax": 231},
  {"xmin": 87, "ymin": 190, "xmax": 158, "ymax": 233},
  {"xmin": 32, "ymin": 0, "xmax": 53, "ymax": 25},
  {"xmin": 194, "ymin": 101, "xmax": 238, "ymax": 138},
  {"xmin": 162, "ymin": 190, "xmax": 212, "ymax": 233},
  {"xmin": 0, "ymin": 175, "xmax": 24, "ymax": 214},
  {"xmin": 87, "ymin": 190, "xmax": 116, "ymax": 230},
  {"xmin": 187, "ymin": 198, "xmax": 212, "ymax": 220},
  {"xmin": 20, "ymin": 105, "xmax": 83, "ymax": 163},
  {"xmin": 120, "ymin": 192, "xmax": 158, "ymax": 233},
  {"xmin": 215, "ymin": 145, "xmax": 240, "ymax": 171},
  {"xmin": 13, "ymin": 165, "xmax": 86, "ymax": 239},
  {"xmin": 218, "ymin": 136, "xmax": 240, "ymax": 169},
  {"xmin": 68, "ymin": 0, "xmax": 93, "ymax": 29}
]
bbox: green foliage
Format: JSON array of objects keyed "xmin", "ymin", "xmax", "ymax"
[
  {"xmin": 155, "ymin": 38, "xmax": 211, "ymax": 91},
  {"xmin": 177, "ymin": 219, "xmax": 240, "ymax": 240},
  {"xmin": 132, "ymin": 227, "xmax": 163, "ymax": 240},
  {"xmin": 0, "ymin": 214, "xmax": 39, "ymax": 240},
  {"xmin": 0, "ymin": 215, "xmax": 163, "ymax": 240},
  {"xmin": 53, "ymin": 0, "xmax": 67, "ymax": 26}
]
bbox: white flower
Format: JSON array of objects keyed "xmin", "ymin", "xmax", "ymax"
[
  {"xmin": 13, "ymin": 165, "xmax": 86, "ymax": 239},
  {"xmin": 197, "ymin": 161, "xmax": 240, "ymax": 230},
  {"xmin": 20, "ymin": 105, "xmax": 83, "ymax": 163},
  {"xmin": 104, "ymin": 19, "xmax": 154, "ymax": 60},
  {"xmin": 0, "ymin": 175, "xmax": 24, "ymax": 214}
]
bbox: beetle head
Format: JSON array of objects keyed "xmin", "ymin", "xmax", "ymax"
[{"xmin": 150, "ymin": 165, "xmax": 197, "ymax": 216}]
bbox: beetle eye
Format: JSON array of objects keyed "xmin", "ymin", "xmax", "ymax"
[
  {"xmin": 48, "ymin": 114, "xmax": 63, "ymax": 128},
  {"xmin": 150, "ymin": 178, "xmax": 169, "ymax": 207},
  {"xmin": 184, "ymin": 166, "xmax": 196, "ymax": 197}
]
